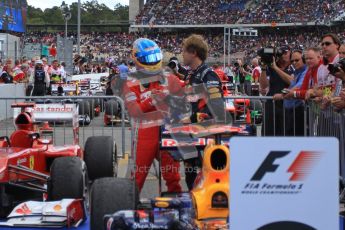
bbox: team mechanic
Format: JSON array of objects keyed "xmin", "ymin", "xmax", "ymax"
[
  {"xmin": 122, "ymin": 38, "xmax": 183, "ymax": 193},
  {"xmin": 182, "ymin": 34, "xmax": 228, "ymax": 190}
]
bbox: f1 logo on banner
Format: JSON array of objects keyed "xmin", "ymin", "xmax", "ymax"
[
  {"xmin": 251, "ymin": 151, "xmax": 322, "ymax": 181},
  {"xmin": 230, "ymin": 137, "xmax": 339, "ymax": 230}
]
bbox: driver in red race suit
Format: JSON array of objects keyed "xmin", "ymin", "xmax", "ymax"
[{"xmin": 122, "ymin": 38, "xmax": 182, "ymax": 193}]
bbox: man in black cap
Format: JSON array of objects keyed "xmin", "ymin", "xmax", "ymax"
[{"xmin": 259, "ymin": 46, "xmax": 293, "ymax": 136}]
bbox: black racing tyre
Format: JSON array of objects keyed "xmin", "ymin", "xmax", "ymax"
[
  {"xmin": 48, "ymin": 157, "xmax": 88, "ymax": 201},
  {"xmin": 84, "ymin": 136, "xmax": 117, "ymax": 181},
  {"xmin": 78, "ymin": 100, "xmax": 90, "ymax": 116},
  {"xmin": 90, "ymin": 178, "xmax": 138, "ymax": 230},
  {"xmin": 88, "ymin": 99, "xmax": 95, "ymax": 120},
  {"xmin": 105, "ymin": 100, "xmax": 119, "ymax": 116}
]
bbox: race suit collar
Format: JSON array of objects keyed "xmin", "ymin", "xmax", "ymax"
[{"xmin": 192, "ymin": 62, "xmax": 206, "ymax": 74}]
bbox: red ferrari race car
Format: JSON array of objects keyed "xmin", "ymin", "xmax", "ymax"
[
  {"xmin": 222, "ymin": 81, "xmax": 262, "ymax": 124},
  {"xmin": 0, "ymin": 102, "xmax": 117, "ymax": 224}
]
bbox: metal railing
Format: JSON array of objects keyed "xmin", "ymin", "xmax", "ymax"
[
  {"xmin": 307, "ymin": 101, "xmax": 345, "ymax": 176},
  {"xmin": 224, "ymin": 96, "xmax": 345, "ymax": 176},
  {"xmin": 0, "ymin": 96, "xmax": 128, "ymax": 158},
  {"xmin": 1, "ymin": 95, "xmax": 344, "ymax": 176}
]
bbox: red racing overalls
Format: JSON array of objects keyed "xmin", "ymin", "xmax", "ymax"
[{"xmin": 123, "ymin": 73, "xmax": 182, "ymax": 192}]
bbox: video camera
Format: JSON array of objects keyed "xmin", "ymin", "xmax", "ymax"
[
  {"xmin": 328, "ymin": 58, "xmax": 345, "ymax": 76},
  {"xmin": 257, "ymin": 47, "xmax": 289, "ymax": 65},
  {"xmin": 167, "ymin": 59, "xmax": 179, "ymax": 70}
]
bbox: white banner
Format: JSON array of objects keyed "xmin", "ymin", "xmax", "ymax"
[
  {"xmin": 71, "ymin": 73, "xmax": 109, "ymax": 81},
  {"xmin": 230, "ymin": 137, "xmax": 339, "ymax": 230}
]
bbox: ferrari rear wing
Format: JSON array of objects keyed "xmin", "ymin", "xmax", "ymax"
[{"xmin": 13, "ymin": 102, "xmax": 79, "ymax": 128}]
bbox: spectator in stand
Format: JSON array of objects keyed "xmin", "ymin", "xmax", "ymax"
[{"xmin": 0, "ymin": 59, "xmax": 14, "ymax": 84}]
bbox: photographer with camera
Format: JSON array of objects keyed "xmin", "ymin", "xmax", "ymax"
[
  {"xmin": 259, "ymin": 46, "xmax": 292, "ymax": 136},
  {"xmin": 167, "ymin": 57, "xmax": 189, "ymax": 80},
  {"xmin": 241, "ymin": 63, "xmax": 253, "ymax": 96},
  {"xmin": 331, "ymin": 44, "xmax": 345, "ymax": 82},
  {"xmin": 233, "ymin": 60, "xmax": 245, "ymax": 93},
  {"xmin": 330, "ymin": 43, "xmax": 345, "ymax": 109},
  {"xmin": 306, "ymin": 34, "xmax": 342, "ymax": 109}
]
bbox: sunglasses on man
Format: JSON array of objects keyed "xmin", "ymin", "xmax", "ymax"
[{"xmin": 321, "ymin": 41, "xmax": 333, "ymax": 47}]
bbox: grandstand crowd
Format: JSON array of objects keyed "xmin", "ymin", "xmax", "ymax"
[
  {"xmin": 22, "ymin": 27, "xmax": 345, "ymax": 64},
  {"xmin": 135, "ymin": 0, "xmax": 345, "ymax": 25}
]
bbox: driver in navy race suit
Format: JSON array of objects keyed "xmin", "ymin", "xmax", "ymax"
[{"xmin": 181, "ymin": 34, "xmax": 228, "ymax": 190}]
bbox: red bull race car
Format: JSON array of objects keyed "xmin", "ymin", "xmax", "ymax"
[{"xmin": 90, "ymin": 123, "xmax": 256, "ymax": 230}]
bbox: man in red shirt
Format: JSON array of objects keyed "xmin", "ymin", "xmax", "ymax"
[
  {"xmin": 314, "ymin": 34, "xmax": 341, "ymax": 108},
  {"xmin": 251, "ymin": 58, "xmax": 261, "ymax": 84},
  {"xmin": 49, "ymin": 43, "xmax": 57, "ymax": 58},
  {"xmin": 285, "ymin": 47, "xmax": 322, "ymax": 100}
]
